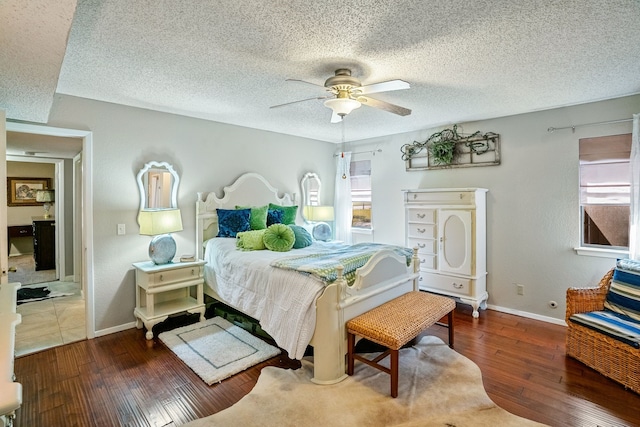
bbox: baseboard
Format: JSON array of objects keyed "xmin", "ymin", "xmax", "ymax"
[
  {"xmin": 486, "ymin": 304, "xmax": 567, "ymax": 326},
  {"xmin": 94, "ymin": 321, "xmax": 137, "ymax": 338}
]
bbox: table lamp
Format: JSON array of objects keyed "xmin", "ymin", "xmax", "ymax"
[
  {"xmin": 138, "ymin": 208, "xmax": 183, "ymax": 264},
  {"xmin": 35, "ymin": 189, "xmax": 55, "ymax": 218},
  {"xmin": 303, "ymin": 205, "xmax": 335, "ymax": 241}
]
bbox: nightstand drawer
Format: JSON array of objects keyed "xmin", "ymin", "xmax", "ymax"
[{"xmin": 135, "ymin": 264, "xmax": 204, "ymax": 289}]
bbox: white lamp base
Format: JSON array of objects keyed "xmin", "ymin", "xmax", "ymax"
[{"xmin": 149, "ymin": 234, "xmax": 177, "ymax": 264}]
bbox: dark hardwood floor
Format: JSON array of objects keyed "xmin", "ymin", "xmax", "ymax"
[{"xmin": 13, "ymin": 305, "xmax": 640, "ymax": 427}]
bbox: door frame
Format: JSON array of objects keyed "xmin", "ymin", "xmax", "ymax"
[{"xmin": 5, "ymin": 122, "xmax": 95, "ymax": 339}]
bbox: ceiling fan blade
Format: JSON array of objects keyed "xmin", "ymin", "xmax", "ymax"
[
  {"xmin": 357, "ymin": 80, "xmax": 410, "ymax": 95},
  {"xmin": 330, "ymin": 111, "xmax": 342, "ymax": 123},
  {"xmin": 285, "ymin": 78, "xmax": 326, "ymax": 89},
  {"xmin": 357, "ymin": 96, "xmax": 412, "ymax": 116},
  {"xmin": 270, "ymin": 96, "xmax": 330, "ymax": 109}
]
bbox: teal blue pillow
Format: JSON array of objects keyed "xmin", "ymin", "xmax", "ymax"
[
  {"xmin": 217, "ymin": 208, "xmax": 251, "ymax": 237},
  {"xmin": 268, "ymin": 203, "xmax": 298, "ymax": 225},
  {"xmin": 236, "ymin": 205, "xmax": 268, "ymax": 230},
  {"xmin": 290, "ymin": 225, "xmax": 313, "ymax": 249},
  {"xmin": 263, "ymin": 224, "xmax": 295, "ymax": 252}
]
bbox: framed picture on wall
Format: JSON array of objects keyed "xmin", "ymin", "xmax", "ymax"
[{"xmin": 7, "ymin": 177, "xmax": 52, "ymax": 206}]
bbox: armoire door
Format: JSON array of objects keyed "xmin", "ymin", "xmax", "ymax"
[{"xmin": 438, "ymin": 209, "xmax": 472, "ymax": 275}]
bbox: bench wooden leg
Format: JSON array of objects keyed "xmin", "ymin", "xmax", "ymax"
[
  {"xmin": 448, "ymin": 310, "xmax": 455, "ymax": 349},
  {"xmin": 347, "ymin": 332, "xmax": 355, "ymax": 375},
  {"xmin": 390, "ymin": 349, "xmax": 399, "ymax": 398}
]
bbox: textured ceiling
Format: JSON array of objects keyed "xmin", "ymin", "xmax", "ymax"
[{"xmin": 2, "ymin": 0, "xmax": 640, "ymax": 144}]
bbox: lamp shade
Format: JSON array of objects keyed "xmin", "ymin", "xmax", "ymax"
[
  {"xmin": 323, "ymin": 98, "xmax": 361, "ymax": 116},
  {"xmin": 138, "ymin": 209, "xmax": 183, "ymax": 236},
  {"xmin": 35, "ymin": 189, "xmax": 54, "ymax": 203},
  {"xmin": 303, "ymin": 205, "xmax": 335, "ymax": 222}
]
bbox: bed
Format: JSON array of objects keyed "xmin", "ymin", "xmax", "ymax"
[{"xmin": 196, "ymin": 172, "xmax": 419, "ymax": 384}]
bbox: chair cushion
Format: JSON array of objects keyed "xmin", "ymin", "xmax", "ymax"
[
  {"xmin": 569, "ymin": 310, "xmax": 640, "ymax": 348},
  {"xmin": 604, "ymin": 260, "xmax": 640, "ymax": 322}
]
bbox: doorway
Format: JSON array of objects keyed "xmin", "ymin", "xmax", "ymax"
[{"xmin": 4, "ymin": 122, "xmax": 95, "ymax": 355}]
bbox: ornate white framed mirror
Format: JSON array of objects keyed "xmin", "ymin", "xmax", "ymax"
[
  {"xmin": 136, "ymin": 161, "xmax": 180, "ymax": 213},
  {"xmin": 300, "ymin": 172, "xmax": 321, "ymax": 222}
]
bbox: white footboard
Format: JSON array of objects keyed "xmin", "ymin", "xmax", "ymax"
[
  {"xmin": 308, "ymin": 248, "xmax": 419, "ymax": 384},
  {"xmin": 0, "ymin": 283, "xmax": 22, "ymax": 427}
]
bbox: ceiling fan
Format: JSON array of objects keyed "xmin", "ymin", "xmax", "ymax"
[{"xmin": 270, "ymin": 68, "xmax": 411, "ymax": 123}]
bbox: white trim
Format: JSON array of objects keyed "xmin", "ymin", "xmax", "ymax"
[
  {"xmin": 94, "ymin": 322, "xmax": 137, "ymax": 338},
  {"xmin": 574, "ymin": 246, "xmax": 628, "ymax": 259},
  {"xmin": 486, "ymin": 304, "xmax": 567, "ymax": 326},
  {"xmin": 6, "ymin": 122, "xmax": 95, "ymax": 339},
  {"xmin": 6, "ymin": 155, "xmax": 65, "ymax": 279}
]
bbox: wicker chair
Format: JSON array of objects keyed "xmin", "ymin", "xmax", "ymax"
[{"xmin": 566, "ymin": 268, "xmax": 640, "ymax": 394}]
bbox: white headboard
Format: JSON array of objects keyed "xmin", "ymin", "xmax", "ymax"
[{"xmin": 196, "ymin": 173, "xmax": 296, "ymax": 259}]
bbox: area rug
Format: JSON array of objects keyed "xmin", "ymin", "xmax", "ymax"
[
  {"xmin": 183, "ymin": 335, "xmax": 547, "ymax": 427},
  {"xmin": 159, "ymin": 316, "xmax": 281, "ymax": 385},
  {"xmin": 16, "ymin": 285, "xmax": 74, "ymax": 304},
  {"xmin": 9, "ymin": 254, "xmax": 56, "ymax": 285}
]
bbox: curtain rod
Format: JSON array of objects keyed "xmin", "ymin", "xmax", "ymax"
[
  {"xmin": 333, "ymin": 149, "xmax": 382, "ymax": 157},
  {"xmin": 547, "ymin": 118, "xmax": 632, "ymax": 133}
]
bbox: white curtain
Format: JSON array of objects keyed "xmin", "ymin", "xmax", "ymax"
[
  {"xmin": 334, "ymin": 151, "xmax": 352, "ymax": 244},
  {"xmin": 629, "ymin": 113, "xmax": 640, "ymax": 260}
]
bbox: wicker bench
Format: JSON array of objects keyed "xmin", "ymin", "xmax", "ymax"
[{"xmin": 346, "ymin": 291, "xmax": 456, "ymax": 397}]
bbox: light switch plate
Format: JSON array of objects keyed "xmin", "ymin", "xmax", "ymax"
[{"xmin": 117, "ymin": 224, "xmax": 126, "ymax": 235}]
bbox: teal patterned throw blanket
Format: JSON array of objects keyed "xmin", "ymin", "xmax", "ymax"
[{"xmin": 270, "ymin": 243, "xmax": 413, "ymax": 286}]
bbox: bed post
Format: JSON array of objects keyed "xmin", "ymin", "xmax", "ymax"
[
  {"xmin": 412, "ymin": 247, "xmax": 420, "ymax": 291},
  {"xmin": 310, "ymin": 265, "xmax": 348, "ymax": 385}
]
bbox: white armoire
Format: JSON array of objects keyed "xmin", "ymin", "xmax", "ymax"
[{"xmin": 403, "ymin": 188, "xmax": 488, "ymax": 317}]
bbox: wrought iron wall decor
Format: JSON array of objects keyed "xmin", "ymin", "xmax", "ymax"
[{"xmin": 401, "ymin": 124, "xmax": 500, "ymax": 171}]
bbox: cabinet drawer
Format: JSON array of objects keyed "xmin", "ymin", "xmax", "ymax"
[
  {"xmin": 141, "ymin": 265, "xmax": 203, "ymax": 289},
  {"xmin": 8, "ymin": 225, "xmax": 33, "ymax": 238},
  {"xmin": 406, "ymin": 208, "xmax": 435, "ymax": 223},
  {"xmin": 418, "ymin": 272, "xmax": 472, "ymax": 297},
  {"xmin": 416, "ymin": 254, "xmax": 436, "ymax": 270},
  {"xmin": 407, "ymin": 223, "xmax": 436, "ymax": 239},
  {"xmin": 407, "ymin": 237, "xmax": 436, "ymax": 254},
  {"xmin": 406, "ymin": 191, "xmax": 474, "ymax": 205}
]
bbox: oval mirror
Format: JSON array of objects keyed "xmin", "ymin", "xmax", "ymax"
[
  {"xmin": 300, "ymin": 172, "xmax": 321, "ymax": 222},
  {"xmin": 136, "ymin": 161, "xmax": 180, "ymax": 213}
]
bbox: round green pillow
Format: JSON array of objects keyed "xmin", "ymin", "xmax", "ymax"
[{"xmin": 263, "ymin": 223, "xmax": 295, "ymax": 252}]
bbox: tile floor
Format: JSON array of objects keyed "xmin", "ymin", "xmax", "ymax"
[{"xmin": 15, "ymin": 281, "xmax": 86, "ymax": 357}]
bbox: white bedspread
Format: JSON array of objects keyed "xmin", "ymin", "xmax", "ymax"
[{"xmin": 204, "ymin": 238, "xmax": 344, "ymax": 359}]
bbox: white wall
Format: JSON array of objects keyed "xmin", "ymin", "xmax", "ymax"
[
  {"xmin": 350, "ymin": 94, "xmax": 640, "ymax": 321},
  {"xmin": 44, "ymin": 93, "xmax": 639, "ymax": 333},
  {"xmin": 47, "ymin": 94, "xmax": 336, "ymax": 333}
]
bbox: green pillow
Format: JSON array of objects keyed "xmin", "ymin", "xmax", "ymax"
[
  {"xmin": 236, "ymin": 205, "xmax": 268, "ymax": 230},
  {"xmin": 236, "ymin": 229, "xmax": 267, "ymax": 250},
  {"xmin": 268, "ymin": 203, "xmax": 298, "ymax": 225},
  {"xmin": 290, "ymin": 225, "xmax": 313, "ymax": 249},
  {"xmin": 263, "ymin": 224, "xmax": 295, "ymax": 252}
]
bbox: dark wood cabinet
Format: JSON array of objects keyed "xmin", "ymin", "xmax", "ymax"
[{"xmin": 32, "ymin": 219, "xmax": 55, "ymax": 271}]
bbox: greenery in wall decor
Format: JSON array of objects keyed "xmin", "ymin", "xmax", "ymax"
[{"xmin": 401, "ymin": 124, "xmax": 500, "ymax": 170}]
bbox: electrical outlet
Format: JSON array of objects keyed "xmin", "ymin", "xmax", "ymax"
[
  {"xmin": 117, "ymin": 224, "xmax": 126, "ymax": 235},
  {"xmin": 516, "ymin": 284, "xmax": 524, "ymax": 296}
]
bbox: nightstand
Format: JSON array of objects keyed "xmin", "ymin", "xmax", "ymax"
[{"xmin": 133, "ymin": 260, "xmax": 206, "ymax": 339}]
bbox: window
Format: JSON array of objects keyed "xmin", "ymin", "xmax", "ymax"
[
  {"xmin": 579, "ymin": 134, "xmax": 631, "ymax": 249},
  {"xmin": 350, "ymin": 160, "xmax": 371, "ymax": 229}
]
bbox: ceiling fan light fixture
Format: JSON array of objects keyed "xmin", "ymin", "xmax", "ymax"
[{"xmin": 323, "ymin": 98, "xmax": 361, "ymax": 117}]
